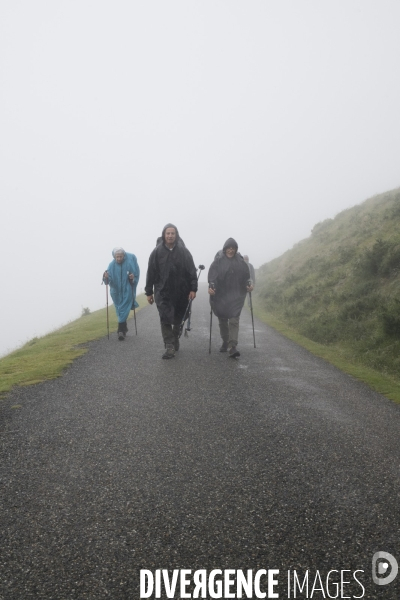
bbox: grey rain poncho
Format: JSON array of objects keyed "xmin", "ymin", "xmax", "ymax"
[{"xmin": 208, "ymin": 238, "xmax": 250, "ymax": 319}]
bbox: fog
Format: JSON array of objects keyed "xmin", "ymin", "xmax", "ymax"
[{"xmin": 1, "ymin": 1, "xmax": 399, "ymax": 357}]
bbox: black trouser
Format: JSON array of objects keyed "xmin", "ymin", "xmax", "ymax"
[{"xmin": 160, "ymin": 321, "xmax": 180, "ymax": 346}]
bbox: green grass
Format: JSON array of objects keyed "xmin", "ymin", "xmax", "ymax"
[
  {"xmin": 254, "ymin": 187, "xmax": 400, "ymax": 403},
  {"xmin": 0, "ymin": 295, "xmax": 146, "ymax": 396},
  {"xmin": 252, "ymin": 300, "xmax": 400, "ymax": 403}
]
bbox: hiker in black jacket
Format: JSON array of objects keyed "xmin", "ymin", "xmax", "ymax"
[
  {"xmin": 208, "ymin": 238, "xmax": 253, "ymax": 358},
  {"xmin": 145, "ymin": 224, "xmax": 198, "ymax": 359}
]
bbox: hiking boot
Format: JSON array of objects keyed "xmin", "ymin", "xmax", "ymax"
[
  {"xmin": 162, "ymin": 344, "xmax": 175, "ymax": 359},
  {"xmin": 118, "ymin": 331, "xmax": 125, "ymax": 341},
  {"xmin": 228, "ymin": 346, "xmax": 240, "ymax": 358},
  {"xmin": 219, "ymin": 341, "xmax": 229, "ymax": 352}
]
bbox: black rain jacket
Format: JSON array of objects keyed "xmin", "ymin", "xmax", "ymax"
[{"xmin": 145, "ymin": 224, "xmax": 198, "ymax": 324}]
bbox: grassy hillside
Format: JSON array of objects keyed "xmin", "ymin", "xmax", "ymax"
[
  {"xmin": 254, "ymin": 187, "xmax": 400, "ymax": 400},
  {"xmin": 0, "ymin": 295, "xmax": 146, "ymax": 397}
]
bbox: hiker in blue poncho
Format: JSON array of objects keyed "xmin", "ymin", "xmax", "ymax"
[{"xmin": 103, "ymin": 247, "xmax": 140, "ymax": 340}]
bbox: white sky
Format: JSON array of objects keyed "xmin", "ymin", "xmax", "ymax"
[{"xmin": 1, "ymin": 0, "xmax": 400, "ymax": 357}]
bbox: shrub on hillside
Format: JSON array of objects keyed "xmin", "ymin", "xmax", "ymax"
[
  {"xmin": 384, "ymin": 192, "xmax": 400, "ymax": 219},
  {"xmin": 311, "ymin": 218, "xmax": 333, "ymax": 236},
  {"xmin": 356, "ymin": 239, "xmax": 400, "ymax": 278},
  {"xmin": 338, "ymin": 246, "xmax": 357, "ymax": 265},
  {"xmin": 300, "ymin": 315, "xmax": 342, "ymax": 345},
  {"xmin": 285, "ymin": 273, "xmax": 301, "ymax": 285},
  {"xmin": 286, "ymin": 285, "xmax": 312, "ymax": 304},
  {"xmin": 261, "ymin": 286, "xmax": 284, "ymax": 307},
  {"xmin": 380, "ymin": 244, "xmax": 400, "ymax": 277},
  {"xmin": 381, "ymin": 299, "xmax": 400, "ymax": 337},
  {"xmin": 338, "ymin": 280, "xmax": 379, "ymax": 303},
  {"xmin": 357, "ymin": 239, "xmax": 390, "ymax": 276},
  {"xmin": 338, "ymin": 294, "xmax": 381, "ymax": 322}
]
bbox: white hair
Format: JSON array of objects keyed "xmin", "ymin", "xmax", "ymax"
[{"xmin": 112, "ymin": 247, "xmax": 125, "ymax": 258}]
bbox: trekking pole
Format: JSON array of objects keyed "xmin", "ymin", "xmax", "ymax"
[
  {"xmin": 209, "ymin": 282, "xmax": 215, "ymax": 353},
  {"xmin": 183, "ymin": 299, "xmax": 192, "ymax": 338},
  {"xmin": 101, "ymin": 271, "xmax": 110, "ymax": 340},
  {"xmin": 186, "ymin": 265, "xmax": 205, "ymax": 335},
  {"xmin": 179, "ymin": 265, "xmax": 205, "ymax": 338},
  {"xmin": 248, "ymin": 290, "xmax": 256, "ymax": 348},
  {"xmin": 209, "ymin": 308, "xmax": 213, "ymax": 354},
  {"xmin": 179, "ymin": 298, "xmax": 192, "ymax": 338},
  {"xmin": 186, "ymin": 302, "xmax": 192, "ymax": 334},
  {"xmin": 133, "ymin": 308, "xmax": 137, "ymax": 335},
  {"xmin": 106, "ymin": 284, "xmax": 109, "ymax": 339},
  {"xmin": 128, "ymin": 271, "xmax": 137, "ymax": 335},
  {"xmin": 101, "ymin": 278, "xmax": 110, "ymax": 340}
]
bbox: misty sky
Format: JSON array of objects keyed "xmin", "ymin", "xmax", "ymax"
[{"xmin": 1, "ymin": 0, "xmax": 400, "ymax": 357}]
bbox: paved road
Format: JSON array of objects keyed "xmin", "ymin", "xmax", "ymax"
[{"xmin": 1, "ymin": 284, "xmax": 400, "ymax": 599}]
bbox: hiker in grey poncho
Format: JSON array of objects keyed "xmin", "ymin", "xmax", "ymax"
[
  {"xmin": 145, "ymin": 224, "xmax": 198, "ymax": 359},
  {"xmin": 208, "ymin": 238, "xmax": 253, "ymax": 358}
]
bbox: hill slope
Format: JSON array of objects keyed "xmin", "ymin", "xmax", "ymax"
[
  {"xmin": 255, "ymin": 187, "xmax": 400, "ymax": 380},
  {"xmin": 0, "ymin": 295, "xmax": 145, "ymax": 396}
]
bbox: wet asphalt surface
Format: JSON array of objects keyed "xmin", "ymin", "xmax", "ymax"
[{"xmin": 1, "ymin": 284, "xmax": 400, "ymax": 599}]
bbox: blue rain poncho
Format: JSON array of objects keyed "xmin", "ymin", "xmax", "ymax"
[{"xmin": 104, "ymin": 249, "xmax": 140, "ymax": 324}]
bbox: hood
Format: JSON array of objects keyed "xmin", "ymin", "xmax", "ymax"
[
  {"xmin": 161, "ymin": 223, "xmax": 180, "ymax": 243},
  {"xmin": 222, "ymin": 238, "xmax": 238, "ymax": 253}
]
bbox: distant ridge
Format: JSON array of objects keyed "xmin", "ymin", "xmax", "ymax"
[{"xmin": 255, "ymin": 187, "xmax": 400, "ymax": 385}]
